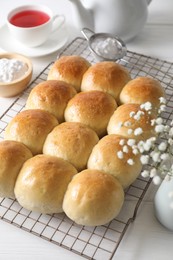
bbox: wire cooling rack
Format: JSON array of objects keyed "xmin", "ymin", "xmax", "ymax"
[{"xmin": 0, "ymin": 37, "xmax": 173, "ymax": 260}]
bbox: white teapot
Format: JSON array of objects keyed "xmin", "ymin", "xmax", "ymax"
[{"xmin": 69, "ymin": 0, "xmax": 152, "ymax": 42}]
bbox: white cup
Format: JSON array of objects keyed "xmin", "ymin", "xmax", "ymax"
[{"xmin": 7, "ymin": 5, "xmax": 65, "ymax": 48}]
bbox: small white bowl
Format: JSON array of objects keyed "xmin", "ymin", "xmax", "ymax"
[{"xmin": 0, "ymin": 52, "xmax": 32, "ymax": 98}]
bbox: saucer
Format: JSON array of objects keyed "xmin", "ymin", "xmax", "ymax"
[{"xmin": 0, "ymin": 24, "xmax": 68, "ymax": 57}]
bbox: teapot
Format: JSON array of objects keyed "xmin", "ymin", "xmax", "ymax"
[{"xmin": 69, "ymin": 0, "xmax": 152, "ymax": 42}]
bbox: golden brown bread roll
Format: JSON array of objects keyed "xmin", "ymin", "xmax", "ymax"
[
  {"xmin": 87, "ymin": 135, "xmax": 142, "ymax": 188},
  {"xmin": 25, "ymin": 80, "xmax": 77, "ymax": 123},
  {"xmin": 64, "ymin": 90, "xmax": 117, "ymax": 137},
  {"xmin": 47, "ymin": 55, "xmax": 91, "ymax": 92},
  {"xmin": 14, "ymin": 154, "xmax": 77, "ymax": 214},
  {"xmin": 43, "ymin": 122, "xmax": 99, "ymax": 171},
  {"xmin": 62, "ymin": 169, "xmax": 124, "ymax": 226},
  {"xmin": 119, "ymin": 76, "xmax": 165, "ymax": 114},
  {"xmin": 4, "ymin": 109, "xmax": 58, "ymax": 155},
  {"xmin": 0, "ymin": 140, "xmax": 32, "ymax": 199},
  {"xmin": 107, "ymin": 103, "xmax": 156, "ymax": 141},
  {"xmin": 81, "ymin": 61, "xmax": 131, "ymax": 102}
]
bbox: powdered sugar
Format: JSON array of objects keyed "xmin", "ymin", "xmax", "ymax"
[
  {"xmin": 94, "ymin": 37, "xmax": 119, "ymax": 59},
  {"xmin": 0, "ymin": 58, "xmax": 28, "ymax": 83}
]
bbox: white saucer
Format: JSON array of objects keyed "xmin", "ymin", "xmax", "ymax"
[{"xmin": 0, "ymin": 24, "xmax": 68, "ymax": 57}]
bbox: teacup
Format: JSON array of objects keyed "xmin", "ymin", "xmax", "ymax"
[{"xmin": 7, "ymin": 5, "xmax": 65, "ymax": 48}]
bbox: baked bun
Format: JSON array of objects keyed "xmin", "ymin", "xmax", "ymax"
[
  {"xmin": 64, "ymin": 90, "xmax": 117, "ymax": 137},
  {"xmin": 81, "ymin": 61, "xmax": 131, "ymax": 102},
  {"xmin": 107, "ymin": 103, "xmax": 156, "ymax": 141},
  {"xmin": 63, "ymin": 169, "xmax": 124, "ymax": 226},
  {"xmin": 47, "ymin": 55, "xmax": 91, "ymax": 92},
  {"xmin": 119, "ymin": 76, "xmax": 165, "ymax": 114},
  {"xmin": 25, "ymin": 80, "xmax": 77, "ymax": 123},
  {"xmin": 4, "ymin": 109, "xmax": 58, "ymax": 155},
  {"xmin": 14, "ymin": 154, "xmax": 77, "ymax": 214},
  {"xmin": 43, "ymin": 122, "xmax": 99, "ymax": 171},
  {"xmin": 88, "ymin": 135, "xmax": 142, "ymax": 188},
  {"xmin": 0, "ymin": 140, "xmax": 32, "ymax": 199}
]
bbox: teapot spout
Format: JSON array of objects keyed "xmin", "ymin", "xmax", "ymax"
[{"xmin": 68, "ymin": 0, "xmax": 94, "ymax": 31}]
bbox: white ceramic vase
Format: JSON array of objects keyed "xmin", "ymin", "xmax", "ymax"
[{"xmin": 154, "ymin": 176, "xmax": 173, "ymax": 231}]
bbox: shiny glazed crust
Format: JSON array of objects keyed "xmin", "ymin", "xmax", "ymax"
[
  {"xmin": 43, "ymin": 122, "xmax": 99, "ymax": 171},
  {"xmin": 4, "ymin": 109, "xmax": 59, "ymax": 155},
  {"xmin": 14, "ymin": 154, "xmax": 77, "ymax": 214},
  {"xmin": 47, "ymin": 55, "xmax": 91, "ymax": 92},
  {"xmin": 63, "ymin": 169, "xmax": 124, "ymax": 226},
  {"xmin": 25, "ymin": 80, "xmax": 77, "ymax": 123},
  {"xmin": 64, "ymin": 90, "xmax": 117, "ymax": 137}
]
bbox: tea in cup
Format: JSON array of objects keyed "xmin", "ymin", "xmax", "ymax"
[{"xmin": 7, "ymin": 5, "xmax": 65, "ymax": 48}]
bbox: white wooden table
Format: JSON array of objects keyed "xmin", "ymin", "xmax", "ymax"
[{"xmin": 0, "ymin": 0, "xmax": 173, "ymax": 259}]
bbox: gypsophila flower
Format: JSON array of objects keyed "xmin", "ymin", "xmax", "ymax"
[
  {"xmin": 151, "ymin": 119, "xmax": 156, "ymax": 126},
  {"xmin": 155, "ymin": 124, "xmax": 165, "ymax": 133},
  {"xmin": 153, "ymin": 175, "xmax": 162, "ymax": 185},
  {"xmin": 159, "ymin": 104, "xmax": 166, "ymax": 112},
  {"xmin": 141, "ymin": 170, "xmax": 150, "ymax": 178},
  {"xmin": 151, "ymin": 151, "xmax": 161, "ymax": 162},
  {"xmin": 160, "ymin": 153, "xmax": 170, "ymax": 161},
  {"xmin": 117, "ymin": 151, "xmax": 124, "ymax": 159},
  {"xmin": 164, "ymin": 125, "xmax": 170, "ymax": 132},
  {"xmin": 134, "ymin": 111, "xmax": 145, "ymax": 120},
  {"xmin": 134, "ymin": 127, "xmax": 143, "ymax": 136},
  {"xmin": 127, "ymin": 159, "xmax": 134, "ymax": 165},
  {"xmin": 130, "ymin": 111, "xmax": 135, "ymax": 118},
  {"xmin": 159, "ymin": 97, "xmax": 166, "ymax": 104},
  {"xmin": 127, "ymin": 139, "xmax": 136, "ymax": 147},
  {"xmin": 137, "ymin": 141, "xmax": 145, "ymax": 153},
  {"xmin": 132, "ymin": 148, "xmax": 139, "ymax": 155},
  {"xmin": 140, "ymin": 155, "xmax": 150, "ymax": 165},
  {"xmin": 140, "ymin": 101, "xmax": 152, "ymax": 111},
  {"xmin": 150, "ymin": 137, "xmax": 157, "ymax": 142},
  {"xmin": 143, "ymin": 140, "xmax": 153, "ymax": 151},
  {"xmin": 168, "ymin": 138, "xmax": 173, "ymax": 145},
  {"xmin": 123, "ymin": 145, "xmax": 129, "ymax": 153},
  {"xmin": 119, "ymin": 139, "xmax": 125, "ymax": 146},
  {"xmin": 169, "ymin": 127, "xmax": 173, "ymax": 137},
  {"xmin": 158, "ymin": 142, "xmax": 167, "ymax": 151},
  {"xmin": 155, "ymin": 117, "xmax": 163, "ymax": 125},
  {"xmin": 150, "ymin": 168, "xmax": 157, "ymax": 178}
]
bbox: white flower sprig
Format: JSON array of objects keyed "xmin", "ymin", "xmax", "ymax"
[{"xmin": 116, "ymin": 97, "xmax": 173, "ymax": 185}]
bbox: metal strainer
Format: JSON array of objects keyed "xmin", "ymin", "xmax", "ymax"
[{"xmin": 81, "ymin": 28, "xmax": 127, "ymax": 61}]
